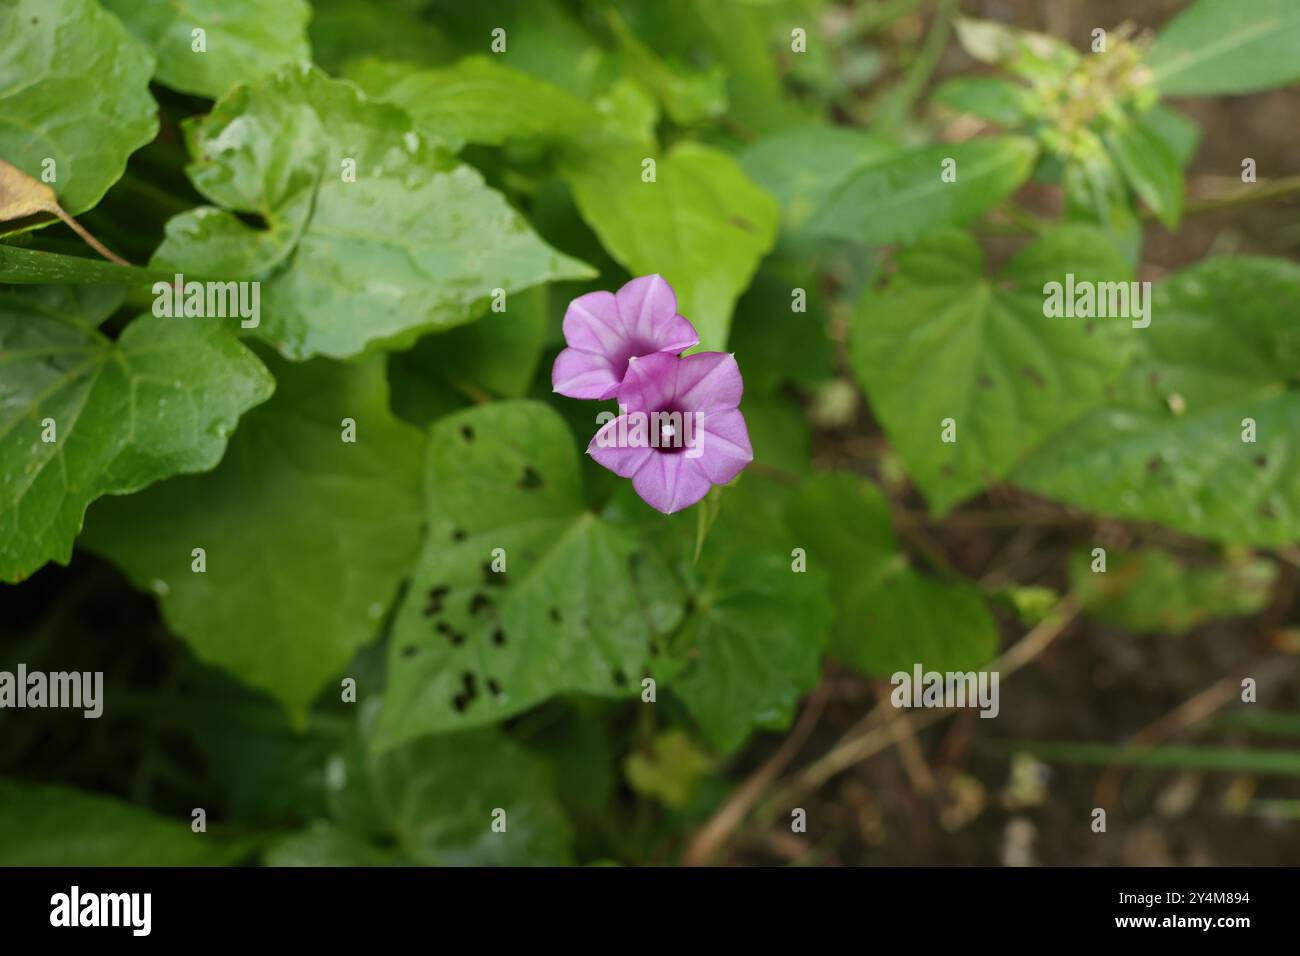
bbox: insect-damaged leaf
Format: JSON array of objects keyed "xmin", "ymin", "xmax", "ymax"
[{"xmin": 374, "ymin": 401, "xmax": 684, "ymax": 751}]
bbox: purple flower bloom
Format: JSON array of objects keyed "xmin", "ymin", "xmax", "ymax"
[
  {"xmin": 588, "ymin": 351, "xmax": 753, "ymax": 514},
  {"xmin": 552, "ymin": 274, "xmax": 699, "ymax": 400}
]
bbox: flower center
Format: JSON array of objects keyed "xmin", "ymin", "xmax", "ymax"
[
  {"xmin": 650, "ymin": 405, "xmax": 694, "ymax": 455},
  {"xmin": 616, "ymin": 339, "xmax": 657, "ymax": 378}
]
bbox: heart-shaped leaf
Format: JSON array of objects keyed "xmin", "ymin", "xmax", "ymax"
[
  {"xmin": 374, "ymin": 400, "xmax": 684, "ymax": 751},
  {"xmin": 851, "ymin": 227, "xmax": 1135, "ymax": 513},
  {"xmin": 81, "ymin": 355, "xmax": 425, "ymax": 717},
  {"xmin": 0, "ymin": 285, "xmax": 273, "ymax": 582},
  {"xmin": 154, "ymin": 66, "xmax": 594, "ymax": 360}
]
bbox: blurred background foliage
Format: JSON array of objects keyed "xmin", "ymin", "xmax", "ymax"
[{"xmin": 1, "ymin": 0, "xmax": 1298, "ymax": 865}]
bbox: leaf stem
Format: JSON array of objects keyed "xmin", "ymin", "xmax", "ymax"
[
  {"xmin": 46, "ymin": 204, "xmax": 130, "ymax": 265},
  {"xmin": 1156, "ymin": 173, "xmax": 1300, "ymax": 220}
]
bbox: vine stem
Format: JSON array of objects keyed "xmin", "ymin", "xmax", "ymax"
[
  {"xmin": 681, "ymin": 680, "xmax": 833, "ymax": 866},
  {"xmin": 1160, "ymin": 173, "xmax": 1300, "ymax": 220},
  {"xmin": 762, "ymin": 593, "xmax": 1081, "ymax": 815},
  {"xmin": 681, "ymin": 594, "xmax": 1082, "ymax": 864}
]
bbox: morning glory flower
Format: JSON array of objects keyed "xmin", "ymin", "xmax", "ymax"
[
  {"xmin": 552, "ymin": 274, "xmax": 699, "ymax": 400},
  {"xmin": 588, "ymin": 350, "xmax": 753, "ymax": 514}
]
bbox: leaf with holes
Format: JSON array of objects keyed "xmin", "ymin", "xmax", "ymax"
[
  {"xmin": 0, "ymin": 285, "xmax": 273, "ymax": 583},
  {"xmin": 851, "ymin": 227, "xmax": 1136, "ymax": 514},
  {"xmin": 563, "ymin": 141, "xmax": 779, "ymax": 351},
  {"xmin": 153, "ymin": 65, "xmax": 594, "ymax": 360},
  {"xmin": 80, "ymin": 356, "xmax": 424, "ymax": 718},
  {"xmin": 1016, "ymin": 257, "xmax": 1300, "ymax": 546},
  {"xmin": 785, "ymin": 473, "xmax": 998, "ymax": 676},
  {"xmin": 269, "ymin": 728, "xmax": 572, "ymax": 865},
  {"xmin": 374, "ymin": 400, "xmax": 684, "ymax": 751},
  {"xmin": 103, "ymin": 0, "xmax": 311, "ymax": 99},
  {"xmin": 0, "ymin": 0, "xmax": 158, "ymax": 217}
]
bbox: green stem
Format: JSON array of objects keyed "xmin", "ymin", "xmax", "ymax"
[{"xmin": 1157, "ymin": 173, "xmax": 1300, "ymax": 220}]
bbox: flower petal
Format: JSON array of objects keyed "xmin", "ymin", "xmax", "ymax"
[
  {"xmin": 631, "ymin": 453, "xmax": 713, "ymax": 514},
  {"xmin": 615, "ymin": 351, "xmax": 679, "ymax": 411},
  {"xmin": 656, "ymin": 312, "xmax": 700, "ymax": 354},
  {"xmin": 562, "ymin": 290, "xmax": 623, "ymax": 355},
  {"xmin": 674, "ymin": 352, "xmax": 744, "ymax": 413},
  {"xmin": 693, "ymin": 408, "xmax": 753, "ymax": 484},
  {"xmin": 552, "ymin": 346, "xmax": 622, "ymax": 399},
  {"xmin": 587, "ymin": 415, "xmax": 655, "ymax": 477},
  {"xmin": 616, "ymin": 274, "xmax": 678, "ymax": 342}
]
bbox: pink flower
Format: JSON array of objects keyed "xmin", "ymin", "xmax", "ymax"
[
  {"xmin": 588, "ymin": 351, "xmax": 753, "ymax": 514},
  {"xmin": 552, "ymin": 274, "xmax": 699, "ymax": 400}
]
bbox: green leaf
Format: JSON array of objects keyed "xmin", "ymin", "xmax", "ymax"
[
  {"xmin": 673, "ymin": 548, "xmax": 831, "ymax": 752},
  {"xmin": 1070, "ymin": 548, "xmax": 1277, "ymax": 634},
  {"xmin": 0, "ymin": 286, "xmax": 273, "ymax": 583},
  {"xmin": 274, "ymin": 729, "xmax": 573, "ymax": 866},
  {"xmin": 0, "ymin": 243, "xmax": 177, "ymax": 286},
  {"xmin": 347, "ymin": 56, "xmax": 593, "ymax": 151},
  {"xmin": 418, "ymin": 0, "xmax": 616, "ymax": 99},
  {"xmin": 744, "ymin": 391, "xmax": 813, "ymax": 476},
  {"xmin": 728, "ymin": 265, "xmax": 835, "ymax": 394},
  {"xmin": 308, "ymin": 0, "xmax": 451, "ymax": 75},
  {"xmin": 154, "ymin": 65, "xmax": 594, "ymax": 360},
  {"xmin": 1015, "ymin": 257, "xmax": 1300, "ymax": 546},
  {"xmin": 738, "ymin": 125, "xmax": 895, "ymax": 236},
  {"xmin": 953, "ymin": 16, "xmax": 1079, "ymax": 82},
  {"xmin": 810, "ymin": 137, "xmax": 1039, "ymax": 246},
  {"xmin": 677, "ymin": 0, "xmax": 809, "ymax": 134},
  {"xmin": 851, "ymin": 227, "xmax": 1135, "ymax": 513},
  {"xmin": 1063, "ymin": 138, "xmax": 1141, "ymax": 265},
  {"xmin": 265, "ymin": 822, "xmax": 399, "ymax": 867},
  {"xmin": 1148, "ymin": 0, "xmax": 1300, "ymax": 97},
  {"xmin": 624, "ymin": 729, "xmax": 715, "ymax": 809},
  {"xmin": 0, "ymin": 0, "xmax": 158, "ymax": 216},
  {"xmin": 374, "ymin": 401, "xmax": 684, "ymax": 750},
  {"xmin": 785, "ymin": 473, "xmax": 998, "ymax": 675},
  {"xmin": 563, "ymin": 141, "xmax": 779, "ymax": 351},
  {"xmin": 933, "ymin": 76, "xmax": 1033, "ymax": 125},
  {"xmin": 388, "ymin": 286, "xmax": 549, "ymax": 426},
  {"xmin": 102, "ymin": 0, "xmax": 311, "ymax": 99},
  {"xmin": 81, "ymin": 355, "xmax": 424, "ymax": 717},
  {"xmin": 1105, "ymin": 118, "xmax": 1184, "ymax": 228},
  {"xmin": 605, "ymin": 9, "xmax": 727, "ymax": 126},
  {"xmin": 0, "ymin": 780, "xmax": 250, "ymax": 865},
  {"xmin": 1139, "ymin": 104, "xmax": 1201, "ymax": 167}
]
